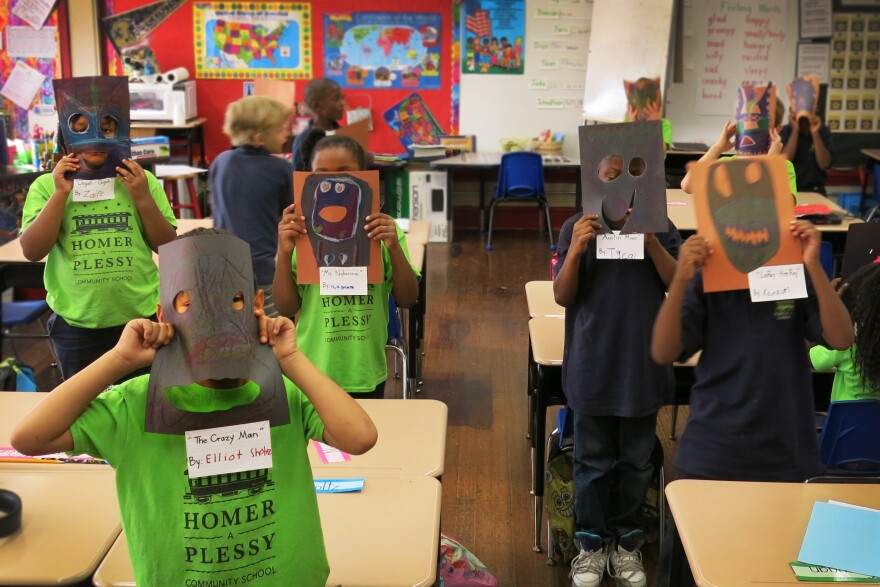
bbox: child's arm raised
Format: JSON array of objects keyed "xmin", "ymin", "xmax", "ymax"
[
  {"xmin": 116, "ymin": 159, "xmax": 177, "ymax": 251},
  {"xmin": 20, "ymin": 155, "xmax": 78, "ymax": 261},
  {"xmin": 10, "ymin": 319, "xmax": 174, "ymax": 456},
  {"xmin": 790, "ymin": 220, "xmax": 854, "ymax": 350},
  {"xmin": 681, "ymin": 121, "xmax": 735, "ymax": 194},
  {"xmin": 259, "ymin": 314, "xmax": 377, "ymax": 455},
  {"xmin": 365, "ymin": 213, "xmax": 419, "ymax": 308},
  {"xmin": 651, "ymin": 235, "xmax": 710, "ymax": 364},
  {"xmin": 272, "ymin": 204, "xmax": 306, "ymax": 317},
  {"xmin": 554, "ymin": 214, "xmax": 601, "ymax": 307}
]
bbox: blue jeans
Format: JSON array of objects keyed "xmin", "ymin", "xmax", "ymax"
[
  {"xmin": 572, "ymin": 411, "xmax": 657, "ymax": 551},
  {"xmin": 48, "ymin": 313, "xmax": 154, "ymax": 381}
]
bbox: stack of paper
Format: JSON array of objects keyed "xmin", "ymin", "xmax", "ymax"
[
  {"xmin": 794, "ymin": 500, "xmax": 880, "ymax": 582},
  {"xmin": 408, "ymin": 144, "xmax": 447, "ymax": 160}
]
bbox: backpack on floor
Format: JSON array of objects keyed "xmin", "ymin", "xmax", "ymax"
[
  {"xmin": 0, "ymin": 358, "xmax": 37, "ymax": 391},
  {"xmin": 438, "ymin": 532, "xmax": 497, "ymax": 586}
]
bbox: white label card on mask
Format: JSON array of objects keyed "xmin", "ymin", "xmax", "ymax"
[
  {"xmin": 596, "ymin": 232, "xmax": 644, "ymax": 260},
  {"xmin": 748, "ymin": 264, "xmax": 808, "ymax": 302},
  {"xmin": 73, "ymin": 178, "xmax": 116, "ymax": 202},
  {"xmin": 320, "ymin": 266, "xmax": 368, "ymax": 296},
  {"xmin": 185, "ymin": 420, "xmax": 273, "ymax": 479}
]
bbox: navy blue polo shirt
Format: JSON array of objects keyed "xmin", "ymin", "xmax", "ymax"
[
  {"xmin": 209, "ymin": 145, "xmax": 293, "ymax": 284},
  {"xmin": 554, "ymin": 214, "xmax": 681, "ymax": 417},
  {"xmin": 780, "ymin": 124, "xmax": 834, "ymax": 191},
  {"xmin": 675, "ymin": 271, "xmax": 825, "ymax": 481}
]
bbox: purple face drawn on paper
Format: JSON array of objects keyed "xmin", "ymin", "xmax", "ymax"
[
  {"xmin": 145, "ymin": 232, "xmax": 289, "ymax": 435},
  {"xmin": 788, "ymin": 75, "xmax": 819, "ymax": 124},
  {"xmin": 301, "ymin": 173, "xmax": 373, "ymax": 268},
  {"xmin": 735, "ymin": 82, "xmax": 776, "ymax": 156},
  {"xmin": 578, "ymin": 121, "xmax": 668, "ymax": 235},
  {"xmin": 53, "ymin": 76, "xmax": 132, "ymax": 180}
]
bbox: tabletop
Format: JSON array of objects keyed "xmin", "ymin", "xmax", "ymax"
[
  {"xmin": 131, "ymin": 117, "xmax": 207, "ymax": 130},
  {"xmin": 403, "ymin": 219, "xmax": 430, "ymax": 246},
  {"xmin": 309, "ymin": 399, "xmax": 447, "ymax": 477},
  {"xmin": 861, "ymin": 148, "xmax": 880, "ymax": 164},
  {"xmin": 525, "ymin": 280, "xmax": 564, "ymax": 318},
  {"xmin": 93, "ymin": 474, "xmax": 442, "ymax": 587},
  {"xmin": 431, "ymin": 152, "xmax": 579, "ymax": 169},
  {"xmin": 0, "ymin": 467, "xmax": 120, "ymax": 586},
  {"xmin": 666, "ymin": 479, "xmax": 880, "ymax": 586}
]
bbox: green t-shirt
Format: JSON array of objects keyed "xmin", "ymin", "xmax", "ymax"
[
  {"xmin": 21, "ymin": 172, "xmax": 176, "ymax": 328},
  {"xmin": 70, "ymin": 375, "xmax": 329, "ymax": 587},
  {"xmin": 810, "ymin": 344, "xmax": 880, "ymax": 402},
  {"xmin": 292, "ymin": 224, "xmax": 420, "ymax": 392}
]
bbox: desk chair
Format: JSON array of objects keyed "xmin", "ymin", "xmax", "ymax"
[
  {"xmin": 386, "ymin": 296, "xmax": 410, "ymax": 399},
  {"xmin": 486, "ymin": 151, "xmax": 555, "ymax": 251},
  {"xmin": 0, "ymin": 264, "xmax": 57, "ymax": 380},
  {"xmin": 807, "ymin": 399, "xmax": 880, "ymax": 482}
]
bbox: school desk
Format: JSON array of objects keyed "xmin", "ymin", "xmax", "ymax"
[
  {"xmin": 401, "ymin": 223, "xmax": 429, "ymax": 393},
  {"xmin": 431, "ymin": 152, "xmax": 582, "ymax": 232},
  {"xmin": 0, "ymin": 467, "xmax": 120, "ymax": 586},
  {"xmin": 666, "ymin": 479, "xmax": 880, "ymax": 586},
  {"xmin": 525, "ymin": 280, "xmax": 564, "ymax": 318},
  {"xmin": 131, "ymin": 118, "xmax": 207, "ymax": 169},
  {"xmin": 92, "ymin": 474, "xmax": 442, "ymax": 587},
  {"xmin": 309, "ymin": 399, "xmax": 447, "ymax": 477},
  {"xmin": 403, "ymin": 219, "xmax": 430, "ymax": 246},
  {"xmin": 665, "ymin": 189, "xmax": 864, "ymax": 234},
  {"xmin": 860, "ymin": 148, "xmax": 880, "ymax": 214}
]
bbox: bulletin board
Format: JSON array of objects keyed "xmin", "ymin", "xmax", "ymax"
[{"xmin": 103, "ymin": 0, "xmax": 454, "ymax": 161}]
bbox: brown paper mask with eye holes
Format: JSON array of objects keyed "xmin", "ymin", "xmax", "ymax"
[
  {"xmin": 690, "ymin": 156, "xmax": 801, "ymax": 292},
  {"xmin": 579, "ymin": 121, "xmax": 668, "ymax": 234},
  {"xmin": 293, "ymin": 170, "xmax": 381, "ymax": 284},
  {"xmin": 145, "ymin": 232, "xmax": 290, "ymax": 435}
]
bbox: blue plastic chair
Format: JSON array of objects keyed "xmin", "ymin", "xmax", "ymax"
[
  {"xmin": 386, "ymin": 296, "xmax": 410, "ymax": 399},
  {"xmin": 486, "ymin": 151, "xmax": 555, "ymax": 251},
  {"xmin": 809, "ymin": 399, "xmax": 880, "ymax": 481},
  {"xmin": 1, "ymin": 300, "xmax": 58, "ymax": 382}
]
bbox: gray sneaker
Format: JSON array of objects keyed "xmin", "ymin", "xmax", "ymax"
[
  {"xmin": 570, "ymin": 545, "xmax": 608, "ymax": 587},
  {"xmin": 607, "ymin": 544, "xmax": 647, "ymax": 587}
]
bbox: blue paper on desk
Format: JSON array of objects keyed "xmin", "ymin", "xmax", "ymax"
[{"xmin": 798, "ymin": 501, "xmax": 880, "ymax": 577}]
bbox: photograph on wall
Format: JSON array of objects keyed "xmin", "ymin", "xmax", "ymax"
[
  {"xmin": 383, "ymin": 92, "xmax": 445, "ymax": 149},
  {"xmin": 462, "ymin": 0, "xmax": 525, "ymax": 75},
  {"xmin": 690, "ymin": 156, "xmax": 801, "ymax": 293},
  {"xmin": 193, "ymin": 2, "xmax": 311, "ymax": 80},
  {"xmin": 293, "ymin": 171, "xmax": 382, "ymax": 285},
  {"xmin": 324, "ymin": 12, "xmax": 441, "ymax": 90}
]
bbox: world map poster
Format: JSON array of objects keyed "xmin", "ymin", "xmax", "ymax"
[
  {"xmin": 324, "ymin": 12, "xmax": 442, "ymax": 90},
  {"xmin": 193, "ymin": 2, "xmax": 311, "ymax": 79}
]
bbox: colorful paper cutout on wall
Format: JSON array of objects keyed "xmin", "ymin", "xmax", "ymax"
[
  {"xmin": 735, "ymin": 82, "xmax": 776, "ymax": 156},
  {"xmin": 624, "ymin": 77, "xmax": 662, "ymax": 121},
  {"xmin": 787, "ymin": 75, "xmax": 819, "ymax": 121},
  {"xmin": 147, "ymin": 232, "xmax": 290, "ymax": 434},
  {"xmin": 324, "ymin": 12, "xmax": 442, "ymax": 90},
  {"xmin": 691, "ymin": 156, "xmax": 801, "ymax": 292},
  {"xmin": 101, "ymin": 0, "xmax": 186, "ymax": 55},
  {"xmin": 253, "ymin": 78, "xmax": 295, "ymax": 106},
  {"xmin": 578, "ymin": 121, "xmax": 668, "ymax": 235},
  {"xmin": 382, "ymin": 92, "xmax": 444, "ymax": 149},
  {"xmin": 193, "ymin": 2, "xmax": 311, "ymax": 80},
  {"xmin": 53, "ymin": 76, "xmax": 132, "ymax": 181},
  {"xmin": 462, "ymin": 0, "xmax": 525, "ymax": 75},
  {"xmin": 294, "ymin": 170, "xmax": 381, "ymax": 285}
]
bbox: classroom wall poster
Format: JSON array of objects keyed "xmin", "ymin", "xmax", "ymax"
[
  {"xmin": 450, "ymin": 2, "xmax": 461, "ymax": 133},
  {"xmin": 324, "ymin": 12, "xmax": 442, "ymax": 90},
  {"xmin": 193, "ymin": 2, "xmax": 311, "ymax": 79},
  {"xmin": 383, "ymin": 92, "xmax": 445, "ymax": 149},
  {"xmin": 462, "ymin": 0, "xmax": 525, "ymax": 75},
  {"xmin": 825, "ymin": 13, "xmax": 880, "ymax": 132},
  {"xmin": 101, "ymin": 0, "xmax": 186, "ymax": 55}
]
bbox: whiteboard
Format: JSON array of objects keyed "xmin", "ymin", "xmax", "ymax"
[{"xmin": 582, "ymin": 0, "xmax": 675, "ymax": 122}]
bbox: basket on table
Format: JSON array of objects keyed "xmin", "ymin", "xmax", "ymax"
[
  {"xmin": 530, "ymin": 139, "xmax": 564, "ymax": 156},
  {"xmin": 499, "ymin": 137, "xmax": 531, "ymax": 152}
]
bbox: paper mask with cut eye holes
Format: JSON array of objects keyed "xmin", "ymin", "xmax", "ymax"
[
  {"xmin": 300, "ymin": 173, "xmax": 373, "ymax": 268},
  {"xmin": 145, "ymin": 232, "xmax": 289, "ymax": 435},
  {"xmin": 735, "ymin": 82, "xmax": 776, "ymax": 156},
  {"xmin": 788, "ymin": 76, "xmax": 819, "ymax": 121},
  {"xmin": 53, "ymin": 76, "xmax": 131, "ymax": 180},
  {"xmin": 623, "ymin": 77, "xmax": 662, "ymax": 121},
  {"xmin": 579, "ymin": 121, "xmax": 667, "ymax": 234}
]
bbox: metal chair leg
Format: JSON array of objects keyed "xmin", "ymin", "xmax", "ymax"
[
  {"xmin": 669, "ymin": 404, "xmax": 679, "ymax": 440},
  {"xmin": 486, "ymin": 200, "xmax": 499, "ymax": 250},
  {"xmin": 542, "ymin": 200, "xmax": 555, "ymax": 250}
]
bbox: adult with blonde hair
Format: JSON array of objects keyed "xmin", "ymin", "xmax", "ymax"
[{"xmin": 210, "ymin": 95, "xmax": 293, "ymax": 316}]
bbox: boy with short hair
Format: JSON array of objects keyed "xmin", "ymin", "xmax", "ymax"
[
  {"xmin": 210, "ymin": 95, "xmax": 294, "ymax": 316},
  {"xmin": 291, "ymin": 79, "xmax": 345, "ymax": 171},
  {"xmin": 781, "ymin": 110, "xmax": 834, "ymax": 194},
  {"xmin": 11, "ymin": 229, "xmax": 378, "ymax": 587}
]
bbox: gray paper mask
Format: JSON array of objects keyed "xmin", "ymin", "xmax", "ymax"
[
  {"xmin": 579, "ymin": 121, "xmax": 667, "ymax": 234},
  {"xmin": 145, "ymin": 233, "xmax": 290, "ymax": 435}
]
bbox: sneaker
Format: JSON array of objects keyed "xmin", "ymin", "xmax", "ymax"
[
  {"xmin": 607, "ymin": 544, "xmax": 647, "ymax": 587},
  {"xmin": 570, "ymin": 545, "xmax": 608, "ymax": 587}
]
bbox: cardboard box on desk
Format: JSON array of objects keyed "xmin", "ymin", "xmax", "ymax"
[
  {"xmin": 409, "ymin": 170, "xmax": 450, "ymax": 243},
  {"xmin": 131, "ymin": 136, "xmax": 170, "ymax": 161}
]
